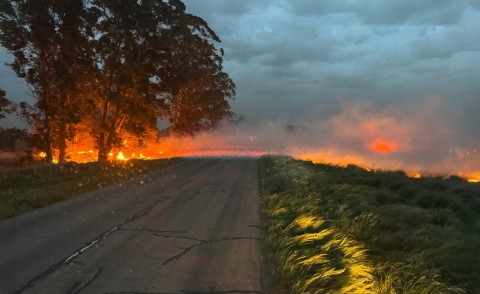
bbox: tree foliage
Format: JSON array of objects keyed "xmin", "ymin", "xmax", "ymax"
[
  {"xmin": 0, "ymin": 0, "xmax": 93, "ymax": 162},
  {"xmin": 0, "ymin": 88, "xmax": 28, "ymax": 152},
  {"xmin": 0, "ymin": 0, "xmax": 236, "ymax": 162},
  {"xmin": 0, "ymin": 126, "xmax": 28, "ymax": 151},
  {"xmin": 0, "ymin": 88, "xmax": 14, "ymax": 119}
]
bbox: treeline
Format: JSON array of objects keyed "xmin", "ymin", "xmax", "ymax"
[
  {"xmin": 0, "ymin": 89, "xmax": 27, "ymax": 152},
  {"xmin": 0, "ymin": 0, "xmax": 237, "ymax": 163}
]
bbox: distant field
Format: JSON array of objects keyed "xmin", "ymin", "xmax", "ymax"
[
  {"xmin": 259, "ymin": 156, "xmax": 480, "ymax": 293},
  {"xmin": 0, "ymin": 158, "xmax": 180, "ymax": 220}
]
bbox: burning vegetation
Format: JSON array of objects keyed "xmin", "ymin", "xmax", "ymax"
[
  {"xmin": 369, "ymin": 139, "xmax": 398, "ymax": 153},
  {"xmin": 0, "ymin": 2, "xmax": 477, "ymax": 183},
  {"xmin": 0, "ymin": 0, "xmax": 237, "ymax": 164}
]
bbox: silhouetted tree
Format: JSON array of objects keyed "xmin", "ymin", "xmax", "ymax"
[
  {"xmin": 0, "ymin": 88, "xmax": 15, "ymax": 119},
  {"xmin": 0, "ymin": 127, "xmax": 28, "ymax": 151},
  {"xmin": 50, "ymin": 0, "xmax": 95, "ymax": 162},
  {"xmin": 1, "ymin": 0, "xmax": 237, "ymax": 162},
  {"xmin": 157, "ymin": 4, "xmax": 236, "ymax": 135},
  {"xmin": 88, "ymin": 0, "xmax": 235, "ymax": 160},
  {"xmin": 0, "ymin": 89, "xmax": 28, "ymax": 152},
  {"xmin": 0, "ymin": 0, "xmax": 95, "ymax": 163}
]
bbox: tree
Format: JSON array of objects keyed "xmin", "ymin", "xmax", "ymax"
[
  {"xmin": 1, "ymin": 0, "xmax": 61, "ymax": 163},
  {"xmin": 0, "ymin": 89, "xmax": 28, "ymax": 152},
  {"xmin": 1, "ymin": 0, "xmax": 237, "ymax": 162},
  {"xmin": 0, "ymin": 88, "xmax": 15, "ymax": 119},
  {"xmin": 50, "ymin": 0, "xmax": 95, "ymax": 162},
  {"xmin": 86, "ymin": 0, "xmax": 166, "ymax": 161},
  {"xmin": 88, "ymin": 0, "xmax": 236, "ymax": 160},
  {"xmin": 0, "ymin": 127, "xmax": 28, "ymax": 151},
  {"xmin": 0, "ymin": 0, "xmax": 94, "ymax": 163},
  {"xmin": 155, "ymin": 2, "xmax": 236, "ymax": 135}
]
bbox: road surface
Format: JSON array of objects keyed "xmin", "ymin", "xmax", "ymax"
[{"xmin": 0, "ymin": 158, "xmax": 265, "ymax": 294}]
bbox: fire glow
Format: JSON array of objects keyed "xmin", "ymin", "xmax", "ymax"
[
  {"xmin": 369, "ymin": 140, "xmax": 397, "ymax": 153},
  {"xmin": 32, "ymin": 100, "xmax": 480, "ymax": 184}
]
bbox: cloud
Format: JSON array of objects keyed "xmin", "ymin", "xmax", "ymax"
[
  {"xmin": 1, "ymin": 0, "xmax": 479, "ymax": 173},
  {"xmin": 288, "ymin": 0, "xmax": 466, "ymax": 25}
]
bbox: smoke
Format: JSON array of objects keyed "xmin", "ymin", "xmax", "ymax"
[{"xmin": 160, "ymin": 96, "xmax": 479, "ymax": 178}]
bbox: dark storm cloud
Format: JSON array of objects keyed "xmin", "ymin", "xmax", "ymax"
[
  {"xmin": 1, "ymin": 1, "xmax": 480, "ymax": 147},
  {"xmin": 289, "ymin": 0, "xmax": 466, "ymax": 25},
  {"xmin": 0, "ymin": 0, "xmax": 478, "ymax": 174}
]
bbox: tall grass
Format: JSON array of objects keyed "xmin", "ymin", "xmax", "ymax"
[
  {"xmin": 260, "ymin": 156, "xmax": 479, "ymax": 293},
  {"xmin": 0, "ymin": 158, "xmax": 180, "ymax": 219}
]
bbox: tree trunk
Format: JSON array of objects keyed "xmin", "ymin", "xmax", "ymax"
[
  {"xmin": 97, "ymin": 146, "xmax": 109, "ymax": 162},
  {"xmin": 44, "ymin": 116, "xmax": 53, "ymax": 163},
  {"xmin": 97, "ymin": 135, "xmax": 113, "ymax": 163},
  {"xmin": 97, "ymin": 97, "xmax": 110, "ymax": 162},
  {"xmin": 98, "ymin": 127, "xmax": 116, "ymax": 162},
  {"xmin": 58, "ymin": 120, "xmax": 67, "ymax": 163},
  {"xmin": 57, "ymin": 93, "xmax": 70, "ymax": 163}
]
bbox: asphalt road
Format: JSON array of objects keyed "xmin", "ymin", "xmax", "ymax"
[{"xmin": 0, "ymin": 158, "xmax": 264, "ymax": 294}]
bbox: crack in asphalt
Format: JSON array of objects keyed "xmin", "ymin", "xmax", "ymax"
[
  {"xmin": 118, "ymin": 228, "xmax": 186, "ymax": 235},
  {"xmin": 12, "ymin": 196, "xmax": 171, "ymax": 294},
  {"xmin": 154, "ymin": 233, "xmax": 206, "ymax": 242},
  {"xmin": 161, "ymin": 236, "xmax": 263, "ymax": 266},
  {"xmin": 103, "ymin": 290, "xmax": 264, "ymax": 294},
  {"xmin": 66, "ymin": 266, "xmax": 104, "ymax": 294},
  {"xmin": 183, "ymin": 291, "xmax": 264, "ymax": 294}
]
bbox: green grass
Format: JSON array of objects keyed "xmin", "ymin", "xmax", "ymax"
[
  {"xmin": 0, "ymin": 158, "xmax": 180, "ymax": 220},
  {"xmin": 260, "ymin": 156, "xmax": 480, "ymax": 293}
]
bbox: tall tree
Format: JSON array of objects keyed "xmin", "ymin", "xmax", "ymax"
[
  {"xmin": 87, "ymin": 0, "xmax": 163, "ymax": 161},
  {"xmin": 155, "ymin": 1, "xmax": 236, "ymax": 135},
  {"xmin": 2, "ymin": 0, "xmax": 237, "ymax": 162},
  {"xmin": 0, "ymin": 89, "xmax": 29, "ymax": 152},
  {"xmin": 1, "ymin": 0, "xmax": 62, "ymax": 163},
  {"xmin": 0, "ymin": 0, "xmax": 94, "ymax": 163},
  {"xmin": 88, "ymin": 0, "xmax": 235, "ymax": 160},
  {"xmin": 50, "ymin": 0, "xmax": 95, "ymax": 162}
]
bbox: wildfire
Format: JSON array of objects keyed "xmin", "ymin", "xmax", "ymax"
[
  {"xmin": 28, "ymin": 126, "xmax": 479, "ymax": 186},
  {"xmin": 369, "ymin": 139, "xmax": 397, "ymax": 153},
  {"xmin": 407, "ymin": 172, "xmax": 422, "ymax": 179},
  {"xmin": 465, "ymin": 172, "xmax": 480, "ymax": 183},
  {"xmin": 116, "ymin": 152, "xmax": 127, "ymax": 161}
]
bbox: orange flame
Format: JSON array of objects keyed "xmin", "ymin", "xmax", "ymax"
[
  {"xmin": 116, "ymin": 152, "xmax": 127, "ymax": 161},
  {"xmin": 369, "ymin": 139, "xmax": 397, "ymax": 153}
]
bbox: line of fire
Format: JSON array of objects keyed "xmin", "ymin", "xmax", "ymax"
[{"xmin": 0, "ymin": 1, "xmax": 478, "ymax": 183}]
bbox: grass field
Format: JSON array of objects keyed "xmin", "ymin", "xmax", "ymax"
[
  {"xmin": 259, "ymin": 156, "xmax": 480, "ymax": 293},
  {"xmin": 0, "ymin": 158, "xmax": 180, "ymax": 220}
]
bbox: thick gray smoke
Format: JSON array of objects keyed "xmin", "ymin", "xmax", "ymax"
[{"xmin": 164, "ymin": 96, "xmax": 479, "ymax": 179}]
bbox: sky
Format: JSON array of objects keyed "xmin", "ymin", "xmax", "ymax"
[
  {"xmin": 179, "ymin": 0, "xmax": 480, "ymax": 127},
  {"xmin": 1, "ymin": 1, "xmax": 479, "ymax": 175},
  {"xmin": 180, "ymin": 0, "xmax": 480, "ymax": 176}
]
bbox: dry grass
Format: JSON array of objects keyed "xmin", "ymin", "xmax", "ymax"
[
  {"xmin": 0, "ymin": 158, "xmax": 180, "ymax": 219},
  {"xmin": 259, "ymin": 156, "xmax": 477, "ymax": 293}
]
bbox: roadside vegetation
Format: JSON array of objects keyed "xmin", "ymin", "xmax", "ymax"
[
  {"xmin": 0, "ymin": 158, "xmax": 180, "ymax": 220},
  {"xmin": 259, "ymin": 156, "xmax": 480, "ymax": 293}
]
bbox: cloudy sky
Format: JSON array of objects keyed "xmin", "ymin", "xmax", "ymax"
[
  {"xmin": 180, "ymin": 0, "xmax": 480, "ymax": 127},
  {"xmin": 1, "ymin": 1, "xmax": 479, "ymax": 174},
  {"xmin": 181, "ymin": 0, "xmax": 480, "ymax": 175},
  {"xmin": 1, "ymin": 1, "xmax": 480, "ymax": 127}
]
